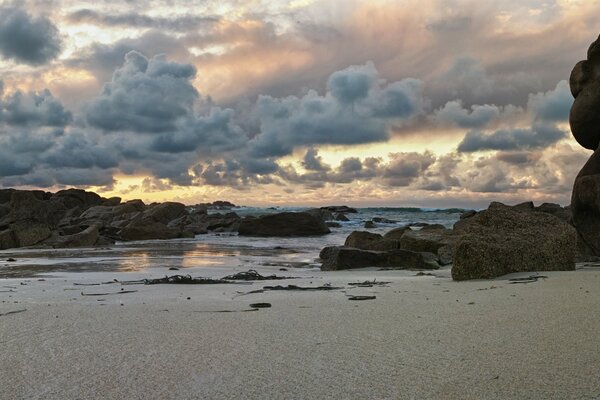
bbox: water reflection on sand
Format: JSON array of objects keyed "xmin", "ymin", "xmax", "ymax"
[{"xmin": 0, "ymin": 236, "xmax": 317, "ymax": 278}]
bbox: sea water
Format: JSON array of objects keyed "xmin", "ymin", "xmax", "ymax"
[{"xmin": 0, "ymin": 207, "xmax": 466, "ymax": 278}]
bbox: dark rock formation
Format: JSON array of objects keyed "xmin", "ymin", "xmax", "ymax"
[
  {"xmin": 305, "ymin": 208, "xmax": 334, "ymax": 222},
  {"xmin": 570, "ymin": 34, "xmax": 600, "ymax": 255},
  {"xmin": 321, "ymin": 205, "xmax": 358, "ymax": 213},
  {"xmin": 238, "ymin": 212, "xmax": 330, "ymax": 236},
  {"xmin": 344, "ymin": 231, "xmax": 401, "ymax": 251},
  {"xmin": 383, "ymin": 226, "xmax": 411, "ymax": 240},
  {"xmin": 452, "ymin": 203, "xmax": 577, "ymax": 280},
  {"xmin": 320, "ymin": 247, "xmax": 430, "ymax": 271},
  {"xmin": 364, "ymin": 221, "xmax": 376, "ymax": 229}
]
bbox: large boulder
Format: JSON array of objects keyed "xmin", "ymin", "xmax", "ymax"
[
  {"xmin": 305, "ymin": 208, "xmax": 334, "ymax": 222},
  {"xmin": 321, "ymin": 205, "xmax": 358, "ymax": 213},
  {"xmin": 452, "ymin": 204, "xmax": 577, "ymax": 280},
  {"xmin": 51, "ymin": 189, "xmax": 103, "ymax": 210},
  {"xmin": 400, "ymin": 228, "xmax": 457, "ymax": 254},
  {"xmin": 320, "ymin": 247, "xmax": 429, "ymax": 271},
  {"xmin": 383, "ymin": 226, "xmax": 411, "ymax": 240},
  {"xmin": 571, "ymin": 173, "xmax": 600, "ymax": 255},
  {"xmin": 47, "ymin": 224, "xmax": 101, "ymax": 248},
  {"xmin": 11, "ymin": 222, "xmax": 52, "ymax": 247},
  {"xmin": 142, "ymin": 202, "xmax": 187, "ymax": 224},
  {"xmin": 238, "ymin": 212, "xmax": 330, "ymax": 236},
  {"xmin": 344, "ymin": 231, "xmax": 401, "ymax": 251},
  {"xmin": 0, "ymin": 229, "xmax": 16, "ymax": 250}
]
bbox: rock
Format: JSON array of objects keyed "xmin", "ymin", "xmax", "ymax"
[
  {"xmin": 321, "ymin": 247, "xmax": 385, "ymax": 270},
  {"xmin": 49, "ymin": 224, "xmax": 100, "ymax": 248},
  {"xmin": 572, "ymin": 173, "xmax": 600, "ymax": 254},
  {"xmin": 119, "ymin": 220, "xmax": 182, "ymax": 241},
  {"xmin": 321, "ymin": 205, "xmax": 358, "ymax": 213},
  {"xmin": 0, "ymin": 204, "xmax": 10, "ymax": 219},
  {"xmin": 0, "ymin": 189, "xmax": 16, "ymax": 204},
  {"xmin": 51, "ymin": 189, "xmax": 103, "ymax": 210},
  {"xmin": 344, "ymin": 231, "xmax": 400, "ymax": 251},
  {"xmin": 238, "ymin": 212, "xmax": 330, "ymax": 236},
  {"xmin": 0, "ymin": 229, "xmax": 16, "ymax": 250},
  {"xmin": 460, "ymin": 210, "xmax": 477, "ymax": 219},
  {"xmin": 5, "ymin": 191, "xmax": 67, "ymax": 227},
  {"xmin": 452, "ymin": 204, "xmax": 577, "ymax": 280},
  {"xmin": 437, "ymin": 245, "xmax": 453, "ymax": 265},
  {"xmin": 320, "ymin": 247, "xmax": 428, "ymax": 270},
  {"xmin": 364, "ymin": 221, "xmax": 376, "ymax": 229},
  {"xmin": 383, "ymin": 226, "xmax": 411, "ymax": 240},
  {"xmin": 143, "ymin": 202, "xmax": 187, "ymax": 224},
  {"xmin": 305, "ymin": 208, "xmax": 334, "ymax": 222},
  {"xmin": 11, "ymin": 222, "xmax": 52, "ymax": 247},
  {"xmin": 372, "ymin": 217, "xmax": 396, "ymax": 223},
  {"xmin": 535, "ymin": 203, "xmax": 571, "ymax": 223},
  {"xmin": 334, "ymin": 213, "xmax": 349, "ymax": 221},
  {"xmin": 420, "ymin": 224, "xmax": 446, "ymax": 231},
  {"xmin": 319, "ymin": 246, "xmax": 339, "ymax": 260},
  {"xmin": 512, "ymin": 201, "xmax": 535, "ymax": 211},
  {"xmin": 400, "ymin": 228, "xmax": 456, "ymax": 253},
  {"xmin": 102, "ymin": 197, "xmax": 121, "ymax": 206},
  {"xmin": 326, "ymin": 222, "xmax": 341, "ymax": 228}
]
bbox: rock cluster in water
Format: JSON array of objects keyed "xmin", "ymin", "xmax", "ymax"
[
  {"xmin": 319, "ymin": 201, "xmax": 576, "ymax": 280},
  {"xmin": 0, "ymin": 189, "xmax": 335, "ymax": 250}
]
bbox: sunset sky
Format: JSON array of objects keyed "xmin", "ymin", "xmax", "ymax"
[{"xmin": 0, "ymin": 0, "xmax": 597, "ymax": 207}]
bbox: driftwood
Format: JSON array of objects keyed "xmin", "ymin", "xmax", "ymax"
[
  {"xmin": 0, "ymin": 309, "xmax": 27, "ymax": 316},
  {"xmin": 508, "ymin": 275, "xmax": 547, "ymax": 284},
  {"xmin": 236, "ymin": 284, "xmax": 342, "ymax": 297},
  {"xmin": 348, "ymin": 295, "xmax": 376, "ymax": 301},
  {"xmin": 222, "ymin": 269, "xmax": 295, "ymax": 281},
  {"xmin": 81, "ymin": 290, "xmax": 138, "ymax": 296},
  {"xmin": 249, "ymin": 302, "xmax": 272, "ymax": 308},
  {"xmin": 348, "ymin": 280, "xmax": 390, "ymax": 287},
  {"xmin": 143, "ymin": 275, "xmax": 231, "ymax": 285}
]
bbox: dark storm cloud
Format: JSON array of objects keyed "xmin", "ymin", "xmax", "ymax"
[
  {"xmin": 85, "ymin": 51, "xmax": 198, "ymax": 133},
  {"xmin": 67, "ymin": 9, "xmax": 219, "ymax": 31},
  {"xmin": 457, "ymin": 123, "xmax": 567, "ymax": 153},
  {"xmin": 149, "ymin": 108, "xmax": 247, "ymax": 154},
  {"xmin": 249, "ymin": 63, "xmax": 425, "ymax": 158},
  {"xmin": 382, "ymin": 152, "xmax": 436, "ymax": 187},
  {"xmin": 302, "ymin": 147, "xmax": 330, "ymax": 172},
  {"xmin": 0, "ymin": 6, "xmax": 62, "ymax": 65},
  {"xmin": 0, "ymin": 89, "xmax": 72, "ymax": 127}
]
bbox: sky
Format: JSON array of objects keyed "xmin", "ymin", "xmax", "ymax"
[{"xmin": 0, "ymin": 0, "xmax": 598, "ymax": 207}]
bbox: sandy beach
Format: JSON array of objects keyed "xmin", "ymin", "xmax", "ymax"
[{"xmin": 1, "ymin": 265, "xmax": 599, "ymax": 400}]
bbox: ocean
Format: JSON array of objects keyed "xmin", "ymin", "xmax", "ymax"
[{"xmin": 0, "ymin": 207, "xmax": 466, "ymax": 278}]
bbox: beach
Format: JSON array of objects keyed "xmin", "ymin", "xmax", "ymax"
[{"xmin": 2, "ymin": 264, "xmax": 599, "ymax": 399}]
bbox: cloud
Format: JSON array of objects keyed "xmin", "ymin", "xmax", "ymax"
[
  {"xmin": 0, "ymin": 6, "xmax": 62, "ymax": 65},
  {"xmin": 67, "ymin": 9, "xmax": 219, "ymax": 31},
  {"xmin": 527, "ymin": 80, "xmax": 572, "ymax": 122},
  {"xmin": 249, "ymin": 63, "xmax": 426, "ymax": 157},
  {"xmin": 457, "ymin": 123, "xmax": 567, "ymax": 153},
  {"xmin": 433, "ymin": 100, "xmax": 500, "ymax": 128},
  {"xmin": 382, "ymin": 151, "xmax": 436, "ymax": 186},
  {"xmin": 85, "ymin": 51, "xmax": 198, "ymax": 133},
  {"xmin": 0, "ymin": 89, "xmax": 72, "ymax": 127},
  {"xmin": 69, "ymin": 31, "xmax": 192, "ymax": 84},
  {"xmin": 302, "ymin": 147, "xmax": 330, "ymax": 171}
]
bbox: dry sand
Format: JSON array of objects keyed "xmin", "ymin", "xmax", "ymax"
[{"xmin": 1, "ymin": 265, "xmax": 599, "ymax": 400}]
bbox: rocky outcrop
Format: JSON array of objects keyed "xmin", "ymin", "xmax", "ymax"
[
  {"xmin": 344, "ymin": 231, "xmax": 401, "ymax": 251},
  {"xmin": 305, "ymin": 208, "xmax": 334, "ymax": 222},
  {"xmin": 47, "ymin": 224, "xmax": 101, "ymax": 248},
  {"xmin": 569, "ymin": 34, "xmax": 600, "ymax": 256},
  {"xmin": 238, "ymin": 212, "xmax": 330, "ymax": 236},
  {"xmin": 452, "ymin": 204, "xmax": 577, "ymax": 280},
  {"xmin": 320, "ymin": 246, "xmax": 432, "ymax": 271},
  {"xmin": 321, "ymin": 205, "xmax": 358, "ymax": 213}
]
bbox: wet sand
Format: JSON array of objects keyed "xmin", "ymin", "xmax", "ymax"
[{"xmin": 1, "ymin": 265, "xmax": 599, "ymax": 399}]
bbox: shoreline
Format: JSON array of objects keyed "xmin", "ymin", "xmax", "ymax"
[{"xmin": 1, "ymin": 264, "xmax": 599, "ymax": 399}]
